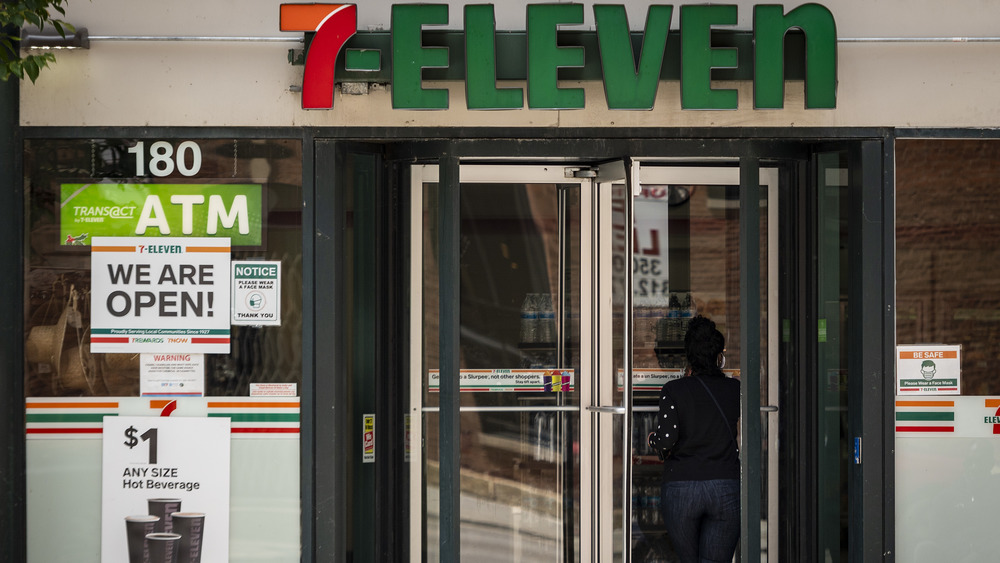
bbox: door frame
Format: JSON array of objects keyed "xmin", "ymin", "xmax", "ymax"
[
  {"xmin": 327, "ymin": 133, "xmax": 892, "ymax": 562},
  {"xmin": 405, "ymin": 159, "xmax": 783, "ymax": 562}
]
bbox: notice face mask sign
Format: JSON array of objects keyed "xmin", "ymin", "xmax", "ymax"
[
  {"xmin": 91, "ymin": 237, "xmax": 231, "ymax": 353},
  {"xmin": 231, "ymin": 260, "xmax": 281, "ymax": 326}
]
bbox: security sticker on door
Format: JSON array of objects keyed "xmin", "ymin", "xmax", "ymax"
[
  {"xmin": 231, "ymin": 261, "xmax": 281, "ymax": 326},
  {"xmin": 897, "ymin": 344, "xmax": 961, "ymax": 395}
]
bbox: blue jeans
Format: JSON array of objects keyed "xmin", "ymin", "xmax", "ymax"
[{"xmin": 660, "ymin": 479, "xmax": 740, "ymax": 563}]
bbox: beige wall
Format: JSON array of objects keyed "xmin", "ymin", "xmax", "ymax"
[{"xmin": 20, "ymin": 0, "xmax": 1000, "ymax": 128}]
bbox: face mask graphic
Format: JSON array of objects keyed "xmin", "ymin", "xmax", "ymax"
[{"xmin": 920, "ymin": 360, "xmax": 937, "ymax": 380}]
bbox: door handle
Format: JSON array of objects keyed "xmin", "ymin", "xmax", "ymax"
[
  {"xmin": 761, "ymin": 405, "xmax": 778, "ymax": 413},
  {"xmin": 586, "ymin": 405, "xmax": 626, "ymax": 414}
]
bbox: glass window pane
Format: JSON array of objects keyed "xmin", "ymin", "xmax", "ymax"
[
  {"xmin": 23, "ymin": 138, "xmax": 303, "ymax": 562},
  {"xmin": 897, "ymin": 139, "xmax": 1000, "ymax": 395}
]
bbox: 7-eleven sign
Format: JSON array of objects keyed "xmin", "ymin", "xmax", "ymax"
[{"xmin": 280, "ymin": 4, "xmax": 358, "ymax": 109}]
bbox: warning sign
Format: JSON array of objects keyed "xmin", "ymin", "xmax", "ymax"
[
  {"xmin": 897, "ymin": 344, "xmax": 962, "ymax": 395},
  {"xmin": 231, "ymin": 261, "xmax": 281, "ymax": 326}
]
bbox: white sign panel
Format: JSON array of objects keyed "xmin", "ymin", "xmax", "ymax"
[
  {"xmin": 632, "ymin": 188, "xmax": 671, "ymax": 307},
  {"xmin": 140, "ymin": 353, "xmax": 205, "ymax": 397},
  {"xmin": 91, "ymin": 237, "xmax": 231, "ymax": 353},
  {"xmin": 231, "ymin": 260, "xmax": 281, "ymax": 326},
  {"xmin": 897, "ymin": 344, "xmax": 962, "ymax": 395},
  {"xmin": 427, "ymin": 369, "xmax": 574, "ymax": 392},
  {"xmin": 101, "ymin": 416, "xmax": 230, "ymax": 563}
]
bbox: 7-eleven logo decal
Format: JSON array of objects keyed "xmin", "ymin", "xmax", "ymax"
[
  {"xmin": 280, "ymin": 4, "xmax": 357, "ymax": 109},
  {"xmin": 987, "ymin": 399, "xmax": 1000, "ymax": 434}
]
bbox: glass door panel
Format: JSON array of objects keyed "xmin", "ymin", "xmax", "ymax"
[
  {"xmin": 627, "ymin": 166, "xmax": 779, "ymax": 562},
  {"xmin": 814, "ymin": 151, "xmax": 849, "ymax": 562},
  {"xmin": 409, "ymin": 165, "xmax": 587, "ymax": 562}
]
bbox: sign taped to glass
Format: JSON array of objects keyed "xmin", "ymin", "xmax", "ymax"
[
  {"xmin": 90, "ymin": 237, "xmax": 232, "ymax": 354},
  {"xmin": 60, "ymin": 183, "xmax": 263, "ymax": 247}
]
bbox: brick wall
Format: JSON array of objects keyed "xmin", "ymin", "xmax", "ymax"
[{"xmin": 897, "ymin": 140, "xmax": 1000, "ymax": 394}]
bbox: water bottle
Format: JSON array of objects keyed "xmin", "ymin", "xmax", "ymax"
[
  {"xmin": 537, "ymin": 293, "xmax": 556, "ymax": 344},
  {"xmin": 666, "ymin": 293, "xmax": 682, "ymax": 341},
  {"xmin": 680, "ymin": 292, "xmax": 695, "ymax": 334},
  {"xmin": 632, "ymin": 485, "xmax": 643, "ymax": 526},
  {"xmin": 520, "ymin": 293, "xmax": 538, "ymax": 343},
  {"xmin": 647, "ymin": 484, "xmax": 661, "ymax": 526}
]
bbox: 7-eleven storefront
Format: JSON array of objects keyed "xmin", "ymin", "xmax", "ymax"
[{"xmin": 6, "ymin": 1, "xmax": 1000, "ymax": 562}]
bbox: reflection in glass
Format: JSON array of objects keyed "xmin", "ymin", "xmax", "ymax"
[
  {"xmin": 421, "ymin": 180, "xmax": 581, "ymax": 561},
  {"xmin": 23, "ymin": 139, "xmax": 304, "ymax": 398},
  {"xmin": 897, "ymin": 140, "xmax": 1000, "ymax": 395}
]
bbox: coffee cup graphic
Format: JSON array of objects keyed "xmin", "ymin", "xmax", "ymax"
[
  {"xmin": 170, "ymin": 512, "xmax": 206, "ymax": 563},
  {"xmin": 125, "ymin": 515, "xmax": 160, "ymax": 563},
  {"xmin": 147, "ymin": 498, "xmax": 182, "ymax": 533},
  {"xmin": 146, "ymin": 532, "xmax": 181, "ymax": 563}
]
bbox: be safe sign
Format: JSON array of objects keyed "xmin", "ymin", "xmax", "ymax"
[
  {"xmin": 231, "ymin": 261, "xmax": 282, "ymax": 326},
  {"xmin": 90, "ymin": 237, "xmax": 232, "ymax": 353},
  {"xmin": 897, "ymin": 344, "xmax": 962, "ymax": 395}
]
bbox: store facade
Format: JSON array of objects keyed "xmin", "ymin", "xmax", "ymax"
[{"xmin": 3, "ymin": 1, "xmax": 1000, "ymax": 562}]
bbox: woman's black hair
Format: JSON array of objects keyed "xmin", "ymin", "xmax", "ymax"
[{"xmin": 684, "ymin": 315, "xmax": 726, "ymax": 376}]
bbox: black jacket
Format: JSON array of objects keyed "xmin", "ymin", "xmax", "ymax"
[{"xmin": 647, "ymin": 372, "xmax": 741, "ymax": 481}]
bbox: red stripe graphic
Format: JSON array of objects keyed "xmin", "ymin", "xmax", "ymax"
[
  {"xmin": 92, "ymin": 337, "xmax": 130, "ymax": 344},
  {"xmin": 192, "ymin": 338, "xmax": 230, "ymax": 344},
  {"xmin": 27, "ymin": 428, "xmax": 103, "ymax": 434},
  {"xmin": 895, "ymin": 426, "xmax": 954, "ymax": 433},
  {"xmin": 231, "ymin": 428, "xmax": 300, "ymax": 434}
]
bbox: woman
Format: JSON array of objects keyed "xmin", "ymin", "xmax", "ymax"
[{"xmin": 647, "ymin": 315, "xmax": 740, "ymax": 563}]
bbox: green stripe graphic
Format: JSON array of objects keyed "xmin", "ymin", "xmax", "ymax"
[
  {"xmin": 896, "ymin": 411, "xmax": 954, "ymax": 422},
  {"xmin": 208, "ymin": 413, "xmax": 300, "ymax": 423},
  {"xmin": 27, "ymin": 413, "xmax": 116, "ymax": 423}
]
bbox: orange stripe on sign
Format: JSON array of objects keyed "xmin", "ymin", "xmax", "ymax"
[
  {"xmin": 149, "ymin": 400, "xmax": 172, "ymax": 409},
  {"xmin": 895, "ymin": 400, "xmax": 955, "ymax": 407},
  {"xmin": 27, "ymin": 402, "xmax": 119, "ymax": 409},
  {"xmin": 280, "ymin": 4, "xmax": 345, "ymax": 31},
  {"xmin": 985, "ymin": 399, "xmax": 1000, "ymax": 408},
  {"xmin": 185, "ymin": 246, "xmax": 231, "ymax": 253},
  {"xmin": 898, "ymin": 351, "xmax": 958, "ymax": 359},
  {"xmin": 91, "ymin": 246, "xmax": 136, "ymax": 252},
  {"xmin": 207, "ymin": 402, "xmax": 299, "ymax": 409}
]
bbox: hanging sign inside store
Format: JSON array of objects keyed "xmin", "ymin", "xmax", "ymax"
[
  {"xmin": 896, "ymin": 344, "xmax": 962, "ymax": 395},
  {"xmin": 428, "ymin": 368, "xmax": 574, "ymax": 392},
  {"xmin": 90, "ymin": 237, "xmax": 232, "ymax": 354},
  {"xmin": 60, "ymin": 183, "xmax": 263, "ymax": 247},
  {"xmin": 618, "ymin": 368, "xmax": 740, "ymax": 391},
  {"xmin": 140, "ymin": 353, "xmax": 206, "ymax": 397},
  {"xmin": 280, "ymin": 2, "xmax": 836, "ymax": 110},
  {"xmin": 633, "ymin": 187, "xmax": 671, "ymax": 308},
  {"xmin": 101, "ymin": 416, "xmax": 230, "ymax": 563},
  {"xmin": 231, "ymin": 261, "xmax": 282, "ymax": 326}
]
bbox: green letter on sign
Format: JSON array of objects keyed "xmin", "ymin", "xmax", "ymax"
[
  {"xmin": 595, "ymin": 5, "xmax": 672, "ymax": 110},
  {"xmin": 392, "ymin": 4, "xmax": 449, "ymax": 109},
  {"xmin": 527, "ymin": 3, "xmax": 585, "ymax": 109},
  {"xmin": 465, "ymin": 4, "xmax": 523, "ymax": 109},
  {"xmin": 681, "ymin": 5, "xmax": 738, "ymax": 110},
  {"xmin": 754, "ymin": 4, "xmax": 837, "ymax": 109}
]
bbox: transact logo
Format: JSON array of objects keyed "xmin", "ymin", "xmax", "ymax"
[{"xmin": 280, "ymin": 4, "xmax": 358, "ymax": 109}]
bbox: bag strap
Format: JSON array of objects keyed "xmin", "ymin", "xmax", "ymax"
[{"xmin": 693, "ymin": 375, "xmax": 739, "ymax": 451}]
